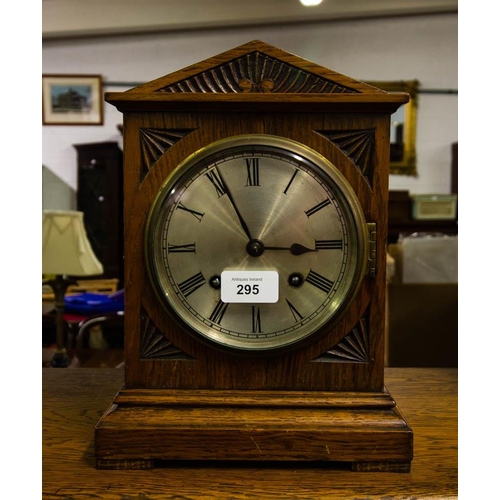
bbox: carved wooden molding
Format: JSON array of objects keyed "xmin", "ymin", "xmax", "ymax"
[
  {"xmin": 318, "ymin": 129, "xmax": 375, "ymax": 185},
  {"xmin": 314, "ymin": 317, "xmax": 370, "ymax": 363},
  {"xmin": 158, "ymin": 51, "xmax": 360, "ymax": 95},
  {"xmin": 140, "ymin": 308, "xmax": 193, "ymax": 360},
  {"xmin": 139, "ymin": 128, "xmax": 195, "ymax": 181}
]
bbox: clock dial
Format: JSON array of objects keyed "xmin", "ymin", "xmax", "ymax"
[{"xmin": 145, "ymin": 135, "xmax": 368, "ymax": 352}]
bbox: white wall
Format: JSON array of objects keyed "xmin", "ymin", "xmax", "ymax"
[{"xmin": 42, "ymin": 13, "xmax": 457, "ymax": 195}]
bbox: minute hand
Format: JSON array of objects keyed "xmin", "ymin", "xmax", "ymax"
[
  {"xmin": 265, "ymin": 243, "xmax": 318, "ymax": 256},
  {"xmin": 218, "ymin": 171, "xmax": 253, "ymax": 241}
]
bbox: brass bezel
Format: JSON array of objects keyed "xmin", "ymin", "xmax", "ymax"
[{"xmin": 145, "ymin": 134, "xmax": 369, "ymax": 353}]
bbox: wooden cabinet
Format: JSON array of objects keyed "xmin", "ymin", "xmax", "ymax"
[{"xmin": 74, "ymin": 142, "xmax": 124, "ymax": 287}]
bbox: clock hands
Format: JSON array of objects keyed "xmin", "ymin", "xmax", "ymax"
[{"xmin": 211, "ymin": 168, "xmax": 317, "ymax": 257}]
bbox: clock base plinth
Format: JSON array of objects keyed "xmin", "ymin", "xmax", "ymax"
[{"xmin": 95, "ymin": 388, "xmax": 413, "ymax": 472}]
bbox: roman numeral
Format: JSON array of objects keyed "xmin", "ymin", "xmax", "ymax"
[
  {"xmin": 167, "ymin": 243, "xmax": 196, "ymax": 253},
  {"xmin": 177, "ymin": 272, "xmax": 206, "ymax": 297},
  {"xmin": 251, "ymin": 306, "xmax": 262, "ymax": 333},
  {"xmin": 205, "ymin": 168, "xmax": 227, "ymax": 197},
  {"xmin": 209, "ymin": 300, "xmax": 229, "ymax": 325},
  {"xmin": 283, "ymin": 169, "xmax": 299, "ymax": 194},
  {"xmin": 286, "ymin": 299, "xmax": 304, "ymax": 322},
  {"xmin": 305, "ymin": 199, "xmax": 331, "ymax": 217},
  {"xmin": 315, "ymin": 239, "xmax": 343, "ymax": 250},
  {"xmin": 177, "ymin": 202, "xmax": 204, "ymax": 222},
  {"xmin": 245, "ymin": 158, "xmax": 260, "ymax": 186},
  {"xmin": 305, "ymin": 269, "xmax": 334, "ymax": 294}
]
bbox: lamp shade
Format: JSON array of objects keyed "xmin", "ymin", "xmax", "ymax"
[{"xmin": 42, "ymin": 210, "xmax": 103, "ymax": 276}]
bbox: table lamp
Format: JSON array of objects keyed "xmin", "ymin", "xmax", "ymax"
[{"xmin": 42, "ymin": 210, "xmax": 103, "ymax": 367}]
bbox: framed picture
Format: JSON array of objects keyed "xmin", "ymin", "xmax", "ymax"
[
  {"xmin": 42, "ymin": 74, "xmax": 103, "ymax": 125},
  {"xmin": 365, "ymin": 80, "xmax": 419, "ymax": 176}
]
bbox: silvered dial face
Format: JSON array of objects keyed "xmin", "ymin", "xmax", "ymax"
[{"xmin": 145, "ymin": 135, "xmax": 368, "ymax": 352}]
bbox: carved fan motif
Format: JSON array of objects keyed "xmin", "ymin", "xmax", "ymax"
[
  {"xmin": 319, "ymin": 130, "xmax": 375, "ymax": 184},
  {"xmin": 159, "ymin": 51, "xmax": 359, "ymax": 94},
  {"xmin": 139, "ymin": 128, "xmax": 195, "ymax": 181},
  {"xmin": 140, "ymin": 309, "xmax": 193, "ymax": 360},
  {"xmin": 314, "ymin": 317, "xmax": 370, "ymax": 363}
]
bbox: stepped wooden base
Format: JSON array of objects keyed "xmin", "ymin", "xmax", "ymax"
[{"xmin": 95, "ymin": 388, "xmax": 413, "ymax": 472}]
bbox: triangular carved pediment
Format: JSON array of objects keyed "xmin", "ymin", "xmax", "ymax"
[
  {"xmin": 157, "ymin": 51, "xmax": 358, "ymax": 95},
  {"xmin": 106, "ymin": 41, "xmax": 408, "ymax": 114},
  {"xmin": 126, "ymin": 40, "xmax": 387, "ymax": 96}
]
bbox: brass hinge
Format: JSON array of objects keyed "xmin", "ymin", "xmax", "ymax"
[{"xmin": 367, "ymin": 222, "xmax": 377, "ymax": 277}]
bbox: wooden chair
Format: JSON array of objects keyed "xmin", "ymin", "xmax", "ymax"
[{"xmin": 76, "ymin": 311, "xmax": 124, "ymax": 350}]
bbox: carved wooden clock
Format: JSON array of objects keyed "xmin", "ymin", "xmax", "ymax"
[{"xmin": 95, "ymin": 40, "xmax": 413, "ymax": 472}]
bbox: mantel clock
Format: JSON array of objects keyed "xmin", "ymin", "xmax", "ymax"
[{"xmin": 96, "ymin": 40, "xmax": 413, "ymax": 472}]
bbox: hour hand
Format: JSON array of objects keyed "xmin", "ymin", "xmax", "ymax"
[{"xmin": 265, "ymin": 243, "xmax": 317, "ymax": 255}]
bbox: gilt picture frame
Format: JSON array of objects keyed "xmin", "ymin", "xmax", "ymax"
[
  {"xmin": 42, "ymin": 74, "xmax": 103, "ymax": 125},
  {"xmin": 366, "ymin": 80, "xmax": 419, "ymax": 176}
]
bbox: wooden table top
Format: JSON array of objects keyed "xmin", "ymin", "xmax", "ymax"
[{"xmin": 42, "ymin": 367, "xmax": 457, "ymax": 499}]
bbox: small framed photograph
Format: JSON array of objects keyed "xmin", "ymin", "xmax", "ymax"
[{"xmin": 42, "ymin": 74, "xmax": 103, "ymax": 125}]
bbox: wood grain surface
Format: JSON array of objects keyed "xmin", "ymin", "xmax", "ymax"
[
  {"xmin": 120, "ymin": 107, "xmax": 390, "ymax": 391},
  {"xmin": 42, "ymin": 367, "xmax": 457, "ymax": 499},
  {"xmin": 109, "ymin": 40, "xmax": 402, "ymax": 393}
]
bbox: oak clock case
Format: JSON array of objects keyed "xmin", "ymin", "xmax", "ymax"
[
  {"xmin": 95, "ymin": 40, "xmax": 413, "ymax": 472},
  {"xmin": 144, "ymin": 135, "xmax": 369, "ymax": 354}
]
